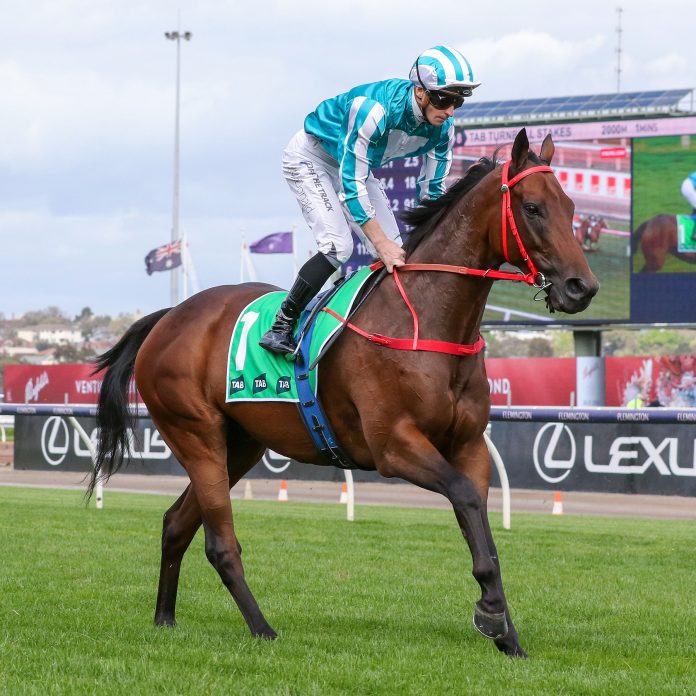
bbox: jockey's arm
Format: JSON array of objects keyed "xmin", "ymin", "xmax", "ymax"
[
  {"xmin": 417, "ymin": 122, "xmax": 455, "ymax": 201},
  {"xmin": 336, "ymin": 97, "xmax": 405, "ymax": 273},
  {"xmin": 360, "ymin": 218, "xmax": 405, "ymax": 273}
]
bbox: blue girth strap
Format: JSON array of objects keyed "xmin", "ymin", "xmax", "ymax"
[{"xmin": 293, "ymin": 286, "xmax": 356, "ymax": 470}]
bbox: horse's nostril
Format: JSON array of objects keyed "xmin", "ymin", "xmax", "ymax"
[{"xmin": 565, "ymin": 277, "xmax": 597, "ymax": 299}]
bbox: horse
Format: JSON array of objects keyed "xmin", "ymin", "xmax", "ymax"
[
  {"xmin": 575, "ymin": 214, "xmax": 606, "ymax": 251},
  {"xmin": 632, "ymin": 214, "xmax": 696, "ymax": 272},
  {"xmin": 90, "ymin": 128, "xmax": 598, "ymax": 658}
]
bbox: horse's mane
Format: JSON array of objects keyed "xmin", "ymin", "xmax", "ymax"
[{"xmin": 401, "ymin": 149, "xmax": 543, "ymax": 254}]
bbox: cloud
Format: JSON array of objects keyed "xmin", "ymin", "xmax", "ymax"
[
  {"xmin": 459, "ymin": 32, "xmax": 608, "ymax": 99},
  {"xmin": 645, "ymin": 53, "xmax": 689, "ymax": 78}
]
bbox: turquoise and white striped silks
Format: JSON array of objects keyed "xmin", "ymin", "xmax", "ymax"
[
  {"xmin": 688, "ymin": 171, "xmax": 696, "ymax": 188},
  {"xmin": 303, "ymin": 79, "xmax": 455, "ymax": 226}
]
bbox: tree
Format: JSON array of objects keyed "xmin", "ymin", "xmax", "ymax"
[
  {"xmin": 526, "ymin": 337, "xmax": 553, "ymax": 357},
  {"xmin": 74, "ymin": 307, "xmax": 93, "ymax": 323},
  {"xmin": 19, "ymin": 306, "xmax": 70, "ymax": 326},
  {"xmin": 53, "ymin": 344, "xmax": 97, "ymax": 364}
]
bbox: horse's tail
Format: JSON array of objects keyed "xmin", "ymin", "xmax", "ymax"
[
  {"xmin": 632, "ymin": 221, "xmax": 647, "ymax": 254},
  {"xmin": 87, "ymin": 308, "xmax": 171, "ymax": 497}
]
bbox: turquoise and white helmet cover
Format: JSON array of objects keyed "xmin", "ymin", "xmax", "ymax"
[{"xmin": 409, "ymin": 45, "xmax": 481, "ymax": 91}]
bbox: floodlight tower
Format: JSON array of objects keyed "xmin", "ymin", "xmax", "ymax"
[
  {"xmin": 615, "ymin": 7, "xmax": 623, "ymax": 93},
  {"xmin": 165, "ymin": 24, "xmax": 192, "ymax": 306}
]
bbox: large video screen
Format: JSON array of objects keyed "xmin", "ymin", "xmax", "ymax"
[{"xmin": 374, "ymin": 115, "xmax": 696, "ymax": 327}]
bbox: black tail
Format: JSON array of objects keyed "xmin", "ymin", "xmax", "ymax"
[
  {"xmin": 632, "ymin": 221, "xmax": 646, "ymax": 254},
  {"xmin": 87, "ymin": 308, "xmax": 171, "ymax": 497}
]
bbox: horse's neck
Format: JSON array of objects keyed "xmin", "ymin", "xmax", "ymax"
[{"xmin": 400, "ymin": 190, "xmax": 496, "ymax": 344}]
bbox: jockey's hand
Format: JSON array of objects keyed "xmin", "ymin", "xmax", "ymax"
[{"xmin": 375, "ymin": 238, "xmax": 406, "ymax": 273}]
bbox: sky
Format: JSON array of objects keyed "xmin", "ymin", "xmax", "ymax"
[{"xmin": 2, "ymin": 0, "xmax": 694, "ymax": 318}]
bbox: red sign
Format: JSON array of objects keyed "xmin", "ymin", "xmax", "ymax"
[
  {"xmin": 485, "ymin": 358, "xmax": 576, "ymax": 406},
  {"xmin": 599, "ymin": 147, "xmax": 627, "ymax": 159},
  {"xmin": 3, "ymin": 364, "xmax": 140, "ymax": 404}
]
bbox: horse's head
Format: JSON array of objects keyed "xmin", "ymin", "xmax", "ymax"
[{"xmin": 492, "ymin": 129, "xmax": 599, "ymax": 314}]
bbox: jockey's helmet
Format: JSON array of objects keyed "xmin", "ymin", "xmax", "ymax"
[{"xmin": 409, "ymin": 45, "xmax": 481, "ymax": 95}]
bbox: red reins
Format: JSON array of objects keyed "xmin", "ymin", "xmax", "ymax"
[{"xmin": 322, "ymin": 162, "xmax": 555, "ymax": 357}]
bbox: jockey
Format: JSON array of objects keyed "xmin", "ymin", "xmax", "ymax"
[
  {"xmin": 681, "ymin": 171, "xmax": 696, "ymax": 216},
  {"xmin": 259, "ymin": 45, "xmax": 481, "ymax": 355},
  {"xmin": 681, "ymin": 171, "xmax": 696, "ymax": 240}
]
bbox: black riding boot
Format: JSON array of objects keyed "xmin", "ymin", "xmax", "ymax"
[{"xmin": 259, "ymin": 252, "xmax": 338, "ymax": 355}]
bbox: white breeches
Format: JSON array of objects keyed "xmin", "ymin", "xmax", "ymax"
[{"xmin": 282, "ymin": 130, "xmax": 401, "ymax": 264}]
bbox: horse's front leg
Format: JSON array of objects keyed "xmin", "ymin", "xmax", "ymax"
[
  {"xmin": 451, "ymin": 437, "xmax": 527, "ymax": 657},
  {"xmin": 478, "ymin": 502, "xmax": 527, "ymax": 658},
  {"xmin": 375, "ymin": 422, "xmax": 523, "ymax": 655}
]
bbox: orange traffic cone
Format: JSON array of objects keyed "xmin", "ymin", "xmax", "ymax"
[
  {"xmin": 277, "ymin": 479, "xmax": 288, "ymax": 502},
  {"xmin": 552, "ymin": 491, "xmax": 564, "ymax": 515},
  {"xmin": 339, "ymin": 482, "xmax": 348, "ymax": 504}
]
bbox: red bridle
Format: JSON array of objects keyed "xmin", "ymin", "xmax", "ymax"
[
  {"xmin": 322, "ymin": 162, "xmax": 556, "ymax": 356},
  {"xmin": 499, "ymin": 160, "xmax": 554, "ymax": 285}
]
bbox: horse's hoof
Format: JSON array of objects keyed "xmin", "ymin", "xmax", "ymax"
[
  {"xmin": 154, "ymin": 616, "xmax": 176, "ymax": 628},
  {"xmin": 253, "ymin": 626, "xmax": 278, "ymax": 640},
  {"xmin": 495, "ymin": 637, "xmax": 528, "ymax": 658},
  {"xmin": 473, "ymin": 605, "xmax": 508, "ymax": 640}
]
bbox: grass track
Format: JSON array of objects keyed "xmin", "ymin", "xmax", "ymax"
[{"xmin": 1, "ymin": 487, "xmax": 695, "ymax": 695}]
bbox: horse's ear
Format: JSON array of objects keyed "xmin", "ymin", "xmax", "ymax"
[
  {"xmin": 510, "ymin": 128, "xmax": 529, "ymax": 170},
  {"xmin": 540, "ymin": 134, "xmax": 555, "ymax": 164}
]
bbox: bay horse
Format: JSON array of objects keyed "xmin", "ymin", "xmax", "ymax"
[
  {"xmin": 632, "ymin": 214, "xmax": 696, "ymax": 272},
  {"xmin": 575, "ymin": 214, "xmax": 606, "ymax": 251},
  {"xmin": 90, "ymin": 129, "xmax": 598, "ymax": 658}
]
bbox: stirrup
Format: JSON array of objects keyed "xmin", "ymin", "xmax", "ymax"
[{"xmin": 259, "ymin": 328, "xmax": 296, "ymax": 355}]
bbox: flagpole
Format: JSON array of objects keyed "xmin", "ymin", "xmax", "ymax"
[
  {"xmin": 182, "ymin": 230, "xmax": 189, "ymax": 300},
  {"xmin": 165, "ymin": 16, "xmax": 192, "ymax": 307},
  {"xmin": 240, "ymin": 236, "xmax": 258, "ymax": 283}
]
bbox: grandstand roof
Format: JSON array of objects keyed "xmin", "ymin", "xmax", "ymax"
[{"xmin": 455, "ymin": 88, "xmax": 695, "ymax": 127}]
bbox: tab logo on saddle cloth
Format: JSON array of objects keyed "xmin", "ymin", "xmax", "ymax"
[{"xmin": 225, "ymin": 266, "xmax": 375, "ymax": 403}]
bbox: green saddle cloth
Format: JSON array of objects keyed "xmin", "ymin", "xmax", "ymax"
[
  {"xmin": 676, "ymin": 215, "xmax": 696, "ymax": 252},
  {"xmin": 226, "ymin": 266, "xmax": 376, "ymax": 402}
]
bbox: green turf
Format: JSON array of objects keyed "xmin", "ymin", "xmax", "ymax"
[
  {"xmin": 484, "ymin": 233, "xmax": 630, "ymax": 323},
  {"xmin": 1, "ymin": 487, "xmax": 694, "ymax": 695},
  {"xmin": 632, "ymin": 135, "xmax": 696, "ymax": 273}
]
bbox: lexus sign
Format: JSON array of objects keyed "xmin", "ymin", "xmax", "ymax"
[
  {"xmin": 41, "ymin": 416, "xmax": 71, "ymax": 466},
  {"xmin": 494, "ymin": 421, "xmax": 696, "ymax": 496}
]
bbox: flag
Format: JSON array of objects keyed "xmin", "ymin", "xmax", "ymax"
[
  {"xmin": 145, "ymin": 239, "xmax": 183, "ymax": 275},
  {"xmin": 249, "ymin": 231, "xmax": 293, "ymax": 254}
]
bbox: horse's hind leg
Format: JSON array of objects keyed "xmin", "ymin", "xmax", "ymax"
[
  {"xmin": 155, "ymin": 483, "xmax": 198, "ymax": 626},
  {"xmin": 155, "ymin": 425, "xmax": 265, "ymax": 626},
  {"xmin": 152, "ymin": 414, "xmax": 275, "ymax": 638}
]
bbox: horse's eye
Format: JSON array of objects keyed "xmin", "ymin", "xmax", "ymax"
[{"xmin": 524, "ymin": 203, "xmax": 541, "ymax": 216}]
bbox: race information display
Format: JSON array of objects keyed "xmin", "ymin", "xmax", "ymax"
[{"xmin": 372, "ymin": 115, "xmax": 696, "ymax": 328}]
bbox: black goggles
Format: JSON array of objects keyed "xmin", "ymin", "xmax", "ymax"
[{"xmin": 427, "ymin": 88, "xmax": 469, "ymax": 109}]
